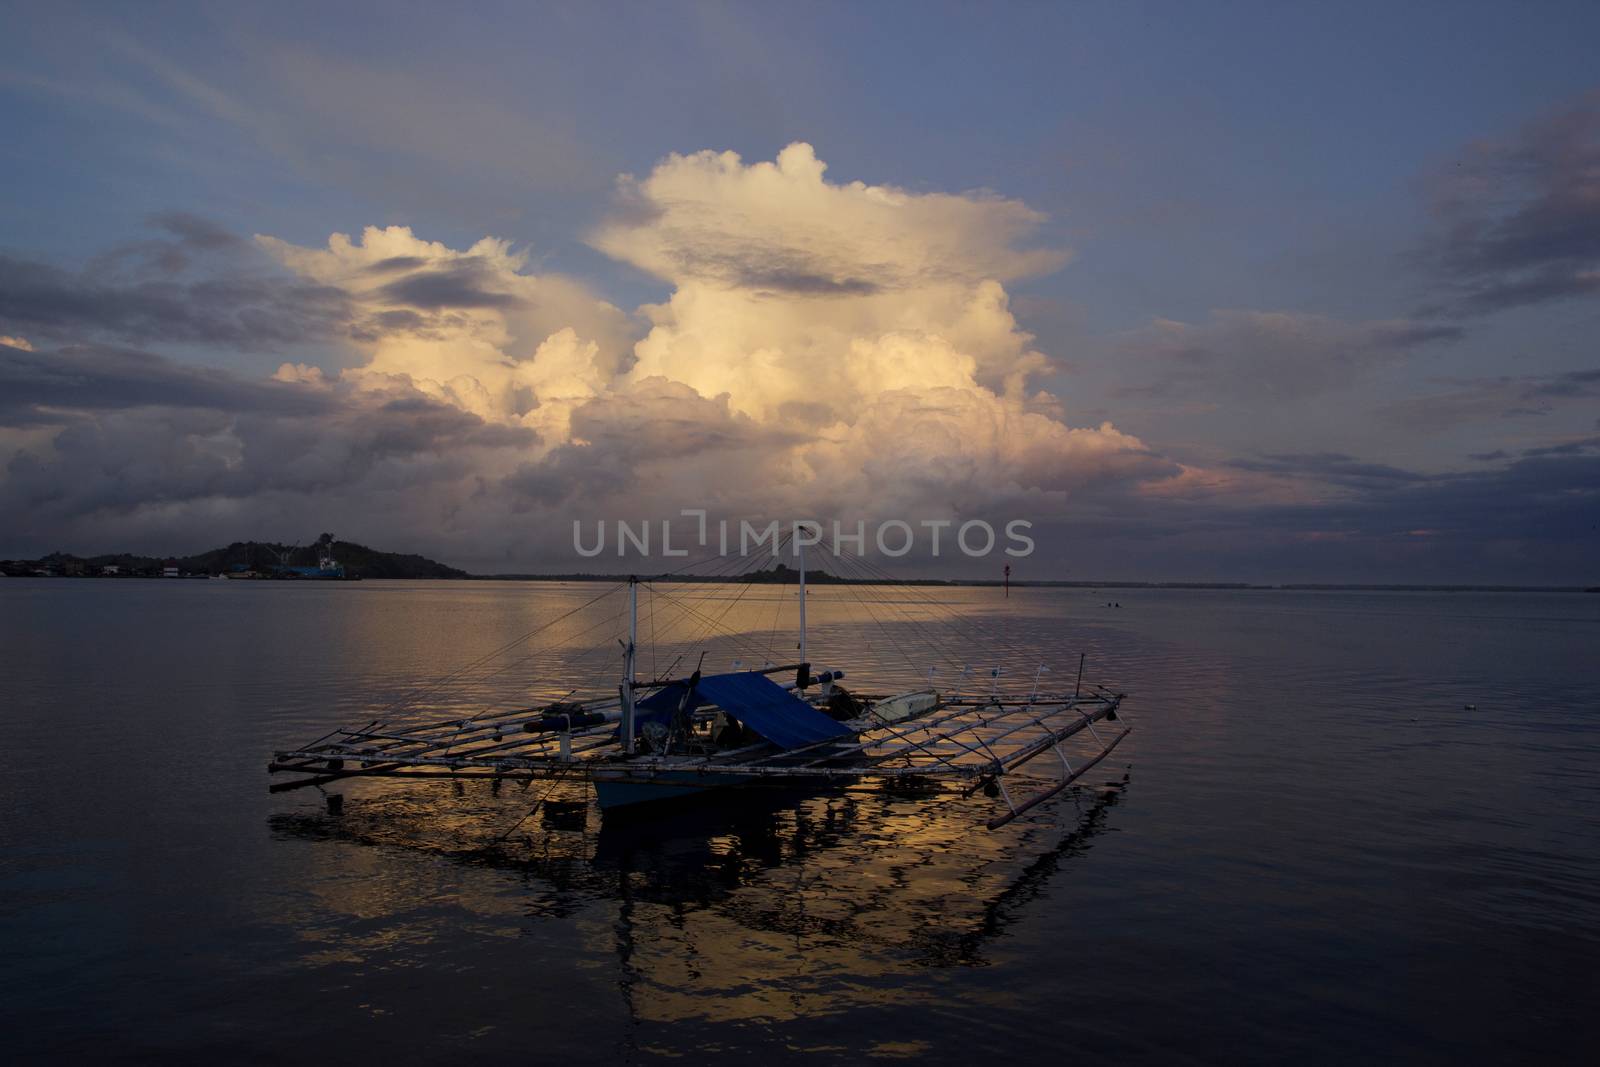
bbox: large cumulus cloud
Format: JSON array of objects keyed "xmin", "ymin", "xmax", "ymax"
[{"xmin": 237, "ymin": 144, "xmax": 1173, "ymax": 541}]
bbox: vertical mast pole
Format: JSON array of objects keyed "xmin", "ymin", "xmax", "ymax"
[
  {"xmin": 622, "ymin": 576, "xmax": 638, "ymax": 754},
  {"xmin": 798, "ymin": 534, "xmax": 808, "ymax": 668}
]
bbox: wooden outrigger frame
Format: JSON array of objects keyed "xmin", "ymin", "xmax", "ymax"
[
  {"xmin": 268, "ymin": 548, "xmax": 1133, "ymax": 829},
  {"xmin": 270, "ymin": 686, "xmax": 1129, "ymax": 830}
]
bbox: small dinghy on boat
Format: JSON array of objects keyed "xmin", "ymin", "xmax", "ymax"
[{"xmin": 268, "ymin": 546, "xmax": 1131, "ymax": 830}]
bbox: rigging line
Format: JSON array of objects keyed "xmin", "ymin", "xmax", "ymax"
[
  {"xmin": 635, "ymin": 527, "xmax": 783, "ymax": 581},
  {"xmin": 487, "ymin": 765, "xmax": 577, "ymax": 845},
  {"xmin": 640, "ymin": 528, "xmax": 769, "ymax": 606},
  {"xmin": 455, "ymin": 590, "xmax": 625, "ymax": 690},
  {"xmin": 832, "ymin": 556, "xmax": 966, "ymax": 671},
  {"xmin": 837, "ymin": 549, "xmax": 1051, "ymax": 673},
  {"xmin": 640, "ymin": 552, "xmax": 763, "ymax": 662},
  {"xmin": 827, "ymin": 548, "xmax": 972, "ymax": 675},
  {"xmin": 644, "ymin": 584, "xmax": 788, "ymax": 667},
  {"xmin": 386, "ymin": 588, "xmax": 638, "ymax": 728},
  {"xmin": 521, "ymin": 594, "xmax": 631, "ymax": 685},
  {"xmin": 683, "ymin": 530, "xmax": 793, "ymax": 656},
  {"xmin": 647, "ymin": 588, "xmax": 785, "ymax": 668},
  {"xmin": 659, "ymin": 530, "xmax": 791, "ymax": 660},
  {"xmin": 509, "ymin": 581, "xmax": 705, "ymax": 696},
  {"xmin": 617, "ymin": 587, "xmax": 723, "ymax": 678},
  {"xmin": 635, "ymin": 588, "xmax": 753, "ymax": 667},
  {"xmin": 817, "ymin": 548, "xmax": 939, "ymax": 678},
  {"xmin": 634, "ymin": 560, "xmax": 765, "ymax": 661},
  {"xmin": 371, "ymin": 582, "xmax": 626, "ymax": 720},
  {"xmin": 842, "ymin": 562, "xmax": 970, "ymax": 680},
  {"xmin": 825, "ymin": 583, "xmax": 879, "ymax": 665},
  {"xmin": 831, "ymin": 550, "xmax": 993, "ymax": 669},
  {"xmin": 844, "ymin": 549, "xmax": 1038, "ymax": 665},
  {"xmin": 765, "ymin": 562, "xmax": 788, "ymax": 663}
]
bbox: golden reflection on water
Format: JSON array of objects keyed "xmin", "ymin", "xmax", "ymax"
[
  {"xmin": 269, "ymin": 767, "xmax": 1130, "ymax": 1027},
  {"xmin": 320, "ymin": 580, "xmax": 1134, "ymax": 719},
  {"xmin": 264, "ymin": 578, "xmax": 1141, "ymax": 1031}
]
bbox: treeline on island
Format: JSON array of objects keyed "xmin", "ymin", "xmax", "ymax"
[{"xmin": 2, "ymin": 538, "xmax": 467, "ymax": 580}]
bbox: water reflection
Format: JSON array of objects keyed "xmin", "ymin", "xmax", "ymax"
[
  {"xmin": 7, "ymin": 582, "xmax": 1598, "ymax": 1060},
  {"xmin": 269, "ymin": 772, "xmax": 1130, "ymax": 1023}
]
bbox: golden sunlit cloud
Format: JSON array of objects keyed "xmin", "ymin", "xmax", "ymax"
[{"xmin": 256, "ymin": 144, "xmax": 1174, "ymax": 520}]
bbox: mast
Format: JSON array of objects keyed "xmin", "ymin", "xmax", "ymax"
[
  {"xmin": 798, "ymin": 536, "xmax": 807, "ymax": 668},
  {"xmin": 621, "ymin": 576, "xmax": 638, "ymax": 754}
]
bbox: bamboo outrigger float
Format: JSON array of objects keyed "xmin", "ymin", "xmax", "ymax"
[{"xmin": 268, "ymin": 545, "xmax": 1131, "ymax": 830}]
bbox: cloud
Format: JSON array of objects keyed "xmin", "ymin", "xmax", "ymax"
[
  {"xmin": 1418, "ymin": 88, "xmax": 1600, "ymax": 316},
  {"xmin": 0, "ymin": 146, "xmax": 1179, "ymax": 563},
  {"xmin": 0, "ymin": 216, "xmax": 352, "ymax": 350},
  {"xmin": 1115, "ymin": 310, "xmax": 1462, "ymax": 399},
  {"xmin": 255, "ymin": 225, "xmax": 635, "ymax": 429},
  {"xmin": 1228, "ymin": 452, "xmax": 1432, "ymax": 487},
  {"xmin": 0, "ymin": 343, "xmax": 534, "ymax": 550},
  {"xmin": 1519, "ymin": 435, "xmax": 1600, "ymax": 458},
  {"xmin": 0, "ymin": 341, "xmax": 331, "ymax": 427},
  {"xmin": 247, "ymin": 147, "xmax": 1171, "ymax": 536},
  {"xmin": 592, "ymin": 143, "xmax": 1066, "ymax": 293},
  {"xmin": 1017, "ymin": 445, "xmax": 1600, "ymax": 584},
  {"xmin": 1381, "ymin": 368, "xmax": 1600, "ymax": 430},
  {"xmin": 9, "ymin": 142, "xmax": 1589, "ymax": 580}
]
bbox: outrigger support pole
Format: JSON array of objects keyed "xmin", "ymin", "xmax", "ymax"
[{"xmin": 621, "ymin": 576, "xmax": 638, "ymax": 755}]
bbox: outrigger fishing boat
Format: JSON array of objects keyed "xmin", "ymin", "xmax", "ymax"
[{"xmin": 267, "ymin": 546, "xmax": 1131, "ymax": 830}]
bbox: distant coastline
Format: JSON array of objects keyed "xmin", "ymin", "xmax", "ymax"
[
  {"xmin": 2, "ymin": 543, "xmax": 1593, "ymax": 592},
  {"xmin": 0, "ymin": 539, "xmax": 466, "ymax": 581}
]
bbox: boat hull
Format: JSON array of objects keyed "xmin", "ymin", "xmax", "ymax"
[{"xmin": 591, "ymin": 771, "xmax": 747, "ymax": 811}]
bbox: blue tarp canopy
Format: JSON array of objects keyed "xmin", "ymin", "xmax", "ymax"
[
  {"xmin": 628, "ymin": 671, "xmax": 850, "ymax": 751},
  {"xmin": 632, "ymin": 681, "xmax": 697, "ymax": 732},
  {"xmin": 695, "ymin": 672, "xmax": 850, "ymax": 750}
]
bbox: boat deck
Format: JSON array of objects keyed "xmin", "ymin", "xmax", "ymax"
[{"xmin": 269, "ymin": 688, "xmax": 1129, "ymax": 829}]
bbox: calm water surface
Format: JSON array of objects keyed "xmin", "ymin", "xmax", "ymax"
[{"xmin": 1, "ymin": 579, "xmax": 1596, "ymax": 1063}]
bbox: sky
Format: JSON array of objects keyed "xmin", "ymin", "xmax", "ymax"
[{"xmin": 1, "ymin": 0, "xmax": 1597, "ymax": 582}]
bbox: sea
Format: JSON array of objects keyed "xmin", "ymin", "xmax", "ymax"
[{"xmin": 1, "ymin": 578, "xmax": 1596, "ymax": 1063}]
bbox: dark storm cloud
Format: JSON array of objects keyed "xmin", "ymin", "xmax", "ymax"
[
  {"xmin": 376, "ymin": 260, "xmax": 523, "ymax": 309},
  {"xmin": 0, "ymin": 331, "xmax": 534, "ymax": 551},
  {"xmin": 498, "ymin": 377, "xmax": 805, "ymax": 508},
  {"xmin": 0, "ymin": 342, "xmax": 332, "ymax": 427},
  {"xmin": 566, "ymin": 378, "xmax": 797, "ymax": 461},
  {"xmin": 1, "ymin": 372, "xmax": 533, "ymax": 530},
  {"xmin": 1296, "ymin": 453, "xmax": 1600, "ymax": 546},
  {"xmin": 78, "ymin": 212, "xmax": 248, "ymax": 278},
  {"xmin": 148, "ymin": 211, "xmax": 244, "ymax": 251},
  {"xmin": 0, "ymin": 252, "xmax": 351, "ymax": 349},
  {"xmin": 500, "ymin": 444, "xmax": 634, "ymax": 508},
  {"xmin": 1419, "ymin": 89, "xmax": 1600, "ymax": 316},
  {"xmin": 1520, "ymin": 436, "xmax": 1600, "ymax": 458}
]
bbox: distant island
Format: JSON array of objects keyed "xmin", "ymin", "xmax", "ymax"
[
  {"xmin": 1, "ymin": 543, "xmax": 1591, "ymax": 591},
  {"xmin": 0, "ymin": 535, "xmax": 467, "ymax": 580}
]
